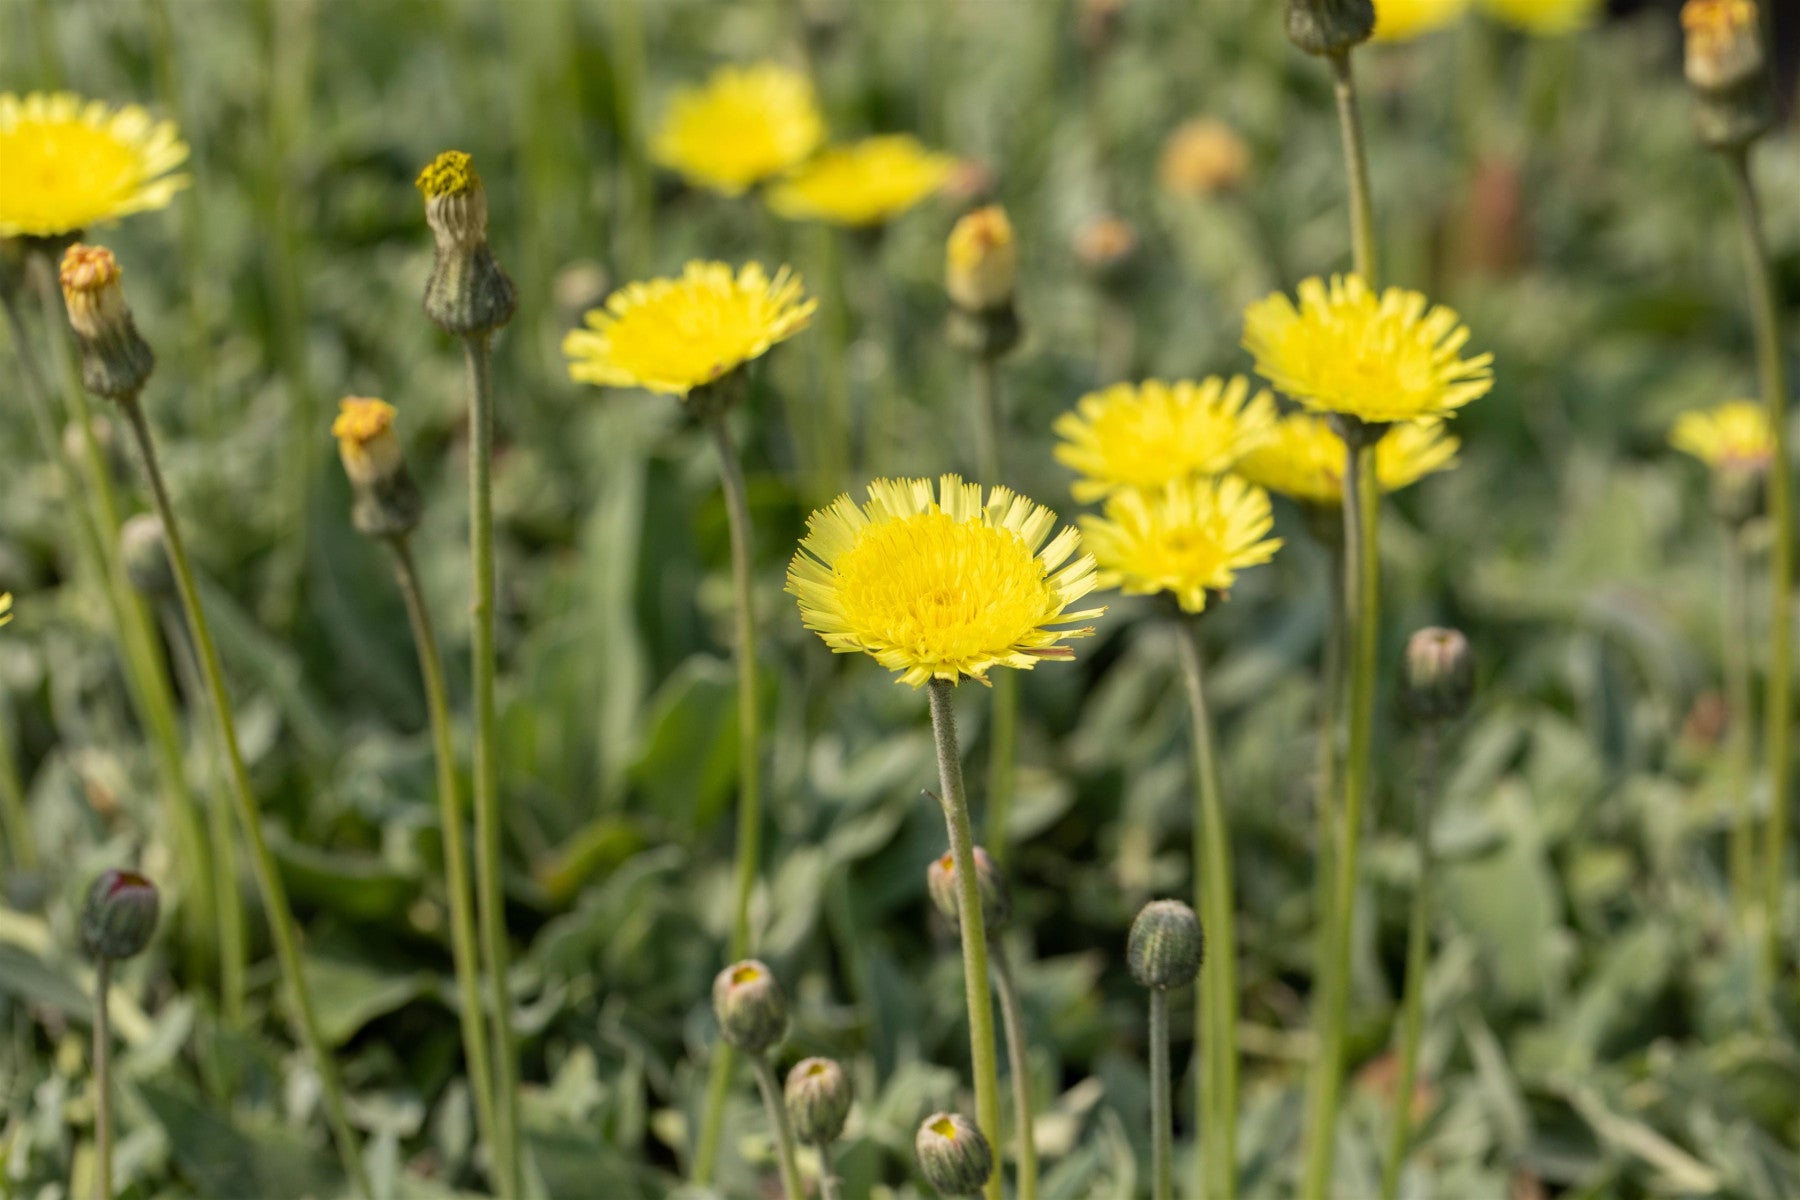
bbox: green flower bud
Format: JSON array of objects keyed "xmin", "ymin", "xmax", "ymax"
[
  {"xmin": 119, "ymin": 514, "xmax": 174, "ymax": 599},
  {"xmin": 785, "ymin": 1056, "xmax": 853, "ymax": 1145},
  {"xmin": 80, "ymin": 869, "xmax": 160, "ymax": 961},
  {"xmin": 925, "ymin": 846, "xmax": 1012, "ymax": 934},
  {"xmin": 1285, "ymin": 0, "xmax": 1375, "ymax": 56},
  {"xmin": 915, "ymin": 1112, "xmax": 993, "ymax": 1197},
  {"xmin": 1127, "ymin": 899, "xmax": 1204, "ymax": 990},
  {"xmin": 416, "ymin": 151, "xmax": 517, "ymax": 337},
  {"xmin": 1400, "ymin": 627, "xmax": 1474, "ymax": 725},
  {"xmin": 711, "ymin": 959, "xmax": 788, "ymax": 1053},
  {"xmin": 59, "ymin": 245, "xmax": 153, "ymax": 402}
]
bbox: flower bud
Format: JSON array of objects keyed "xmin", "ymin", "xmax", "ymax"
[
  {"xmin": 59, "ymin": 245, "xmax": 153, "ymax": 401},
  {"xmin": 1681, "ymin": 0, "xmax": 1772, "ymax": 150},
  {"xmin": 1400, "ymin": 627, "xmax": 1474, "ymax": 724},
  {"xmin": 80, "ymin": 869, "xmax": 160, "ymax": 961},
  {"xmin": 332, "ymin": 397, "xmax": 422, "ymax": 540},
  {"xmin": 925, "ymin": 846, "xmax": 1012, "ymax": 934},
  {"xmin": 785, "ymin": 1056, "xmax": 853, "ymax": 1145},
  {"xmin": 1127, "ymin": 899, "xmax": 1204, "ymax": 990},
  {"xmin": 119, "ymin": 514, "xmax": 175, "ymax": 599},
  {"xmin": 946, "ymin": 207, "xmax": 1017, "ymax": 315},
  {"xmin": 1286, "ymin": 0, "xmax": 1376, "ymax": 55},
  {"xmin": 1158, "ymin": 118, "xmax": 1251, "ymax": 200},
  {"xmin": 416, "ymin": 151, "xmax": 517, "ymax": 337},
  {"xmin": 1072, "ymin": 214, "xmax": 1138, "ymax": 283},
  {"xmin": 711, "ymin": 959, "xmax": 788, "ymax": 1053},
  {"xmin": 915, "ymin": 1112, "xmax": 993, "ymax": 1196}
]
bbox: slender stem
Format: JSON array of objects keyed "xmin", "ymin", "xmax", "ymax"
[
  {"xmin": 92, "ymin": 958, "xmax": 113, "ymax": 1200},
  {"xmin": 750, "ymin": 1055, "xmax": 805, "ymax": 1200},
  {"xmin": 972, "ymin": 353, "xmax": 1003, "ymax": 486},
  {"xmin": 1313, "ymin": 519, "xmax": 1346, "ymax": 1026},
  {"xmin": 0, "ymin": 694, "xmax": 36, "ymax": 871},
  {"xmin": 462, "ymin": 333, "xmax": 521, "ymax": 1200},
  {"xmin": 693, "ymin": 1044, "xmax": 736, "ymax": 1184},
  {"xmin": 1381, "ymin": 727, "xmax": 1440, "ymax": 1200},
  {"xmin": 1302, "ymin": 434, "xmax": 1382, "ymax": 1200},
  {"xmin": 387, "ymin": 537, "xmax": 500, "ymax": 1166},
  {"xmin": 1175, "ymin": 617, "xmax": 1238, "ymax": 1200},
  {"xmin": 973, "ymin": 355, "xmax": 1020, "ymax": 866},
  {"xmin": 815, "ymin": 224, "xmax": 852, "ymax": 503},
  {"xmin": 1329, "ymin": 51, "xmax": 1379, "ymax": 284},
  {"xmin": 816, "ymin": 1140, "xmax": 843, "ymax": 1200},
  {"xmin": 927, "ymin": 680, "xmax": 1006, "ymax": 1200},
  {"xmin": 709, "ymin": 416, "xmax": 764, "ymax": 958},
  {"xmin": 1726, "ymin": 149, "xmax": 1793, "ymax": 989},
  {"xmin": 992, "ymin": 948, "xmax": 1040, "ymax": 1200},
  {"xmin": 1147, "ymin": 986, "xmax": 1173, "ymax": 1200},
  {"xmin": 115, "ymin": 397, "xmax": 369, "ymax": 1196},
  {"xmin": 1723, "ymin": 521, "xmax": 1757, "ymax": 921}
]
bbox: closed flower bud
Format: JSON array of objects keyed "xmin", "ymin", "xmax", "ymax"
[
  {"xmin": 925, "ymin": 846, "xmax": 1012, "ymax": 934},
  {"xmin": 416, "ymin": 151, "xmax": 517, "ymax": 337},
  {"xmin": 915, "ymin": 1112, "xmax": 993, "ymax": 1196},
  {"xmin": 59, "ymin": 245, "xmax": 153, "ymax": 402},
  {"xmin": 1127, "ymin": 899, "xmax": 1204, "ymax": 990},
  {"xmin": 80, "ymin": 869, "xmax": 159, "ymax": 961},
  {"xmin": 1286, "ymin": 0, "xmax": 1375, "ymax": 55},
  {"xmin": 119, "ymin": 514, "xmax": 174, "ymax": 598},
  {"xmin": 1681, "ymin": 0, "xmax": 1772, "ymax": 149},
  {"xmin": 1158, "ymin": 118, "xmax": 1251, "ymax": 200},
  {"xmin": 712, "ymin": 959, "xmax": 788, "ymax": 1053},
  {"xmin": 332, "ymin": 398, "xmax": 421, "ymax": 539},
  {"xmin": 785, "ymin": 1056, "xmax": 853, "ymax": 1145},
  {"xmin": 946, "ymin": 207, "xmax": 1017, "ymax": 315},
  {"xmin": 1401, "ymin": 627, "xmax": 1474, "ymax": 724}
]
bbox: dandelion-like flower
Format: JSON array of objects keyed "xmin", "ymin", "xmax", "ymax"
[
  {"xmin": 1670, "ymin": 401, "xmax": 1774, "ymax": 472},
  {"xmin": 1053, "ymin": 377, "xmax": 1276, "ymax": 502},
  {"xmin": 1080, "ymin": 476, "xmax": 1282, "ymax": 613},
  {"xmin": 651, "ymin": 62, "xmax": 825, "ymax": 196},
  {"xmin": 1242, "ymin": 275, "xmax": 1493, "ymax": 426},
  {"xmin": 562, "ymin": 261, "xmax": 816, "ymax": 397},
  {"xmin": 1479, "ymin": 0, "xmax": 1600, "ymax": 36},
  {"xmin": 787, "ymin": 476, "xmax": 1104, "ymax": 686},
  {"xmin": 1374, "ymin": 0, "xmax": 1471, "ymax": 41},
  {"xmin": 0, "ymin": 93, "xmax": 188, "ymax": 238},
  {"xmin": 766, "ymin": 135, "xmax": 955, "ymax": 227},
  {"xmin": 332, "ymin": 398, "xmax": 403, "ymax": 488},
  {"xmin": 1237, "ymin": 413, "xmax": 1459, "ymax": 505}
]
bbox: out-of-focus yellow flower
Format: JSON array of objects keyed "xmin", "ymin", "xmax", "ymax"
[
  {"xmin": 946, "ymin": 205, "xmax": 1017, "ymax": 313},
  {"xmin": 1054, "ymin": 377, "xmax": 1277, "ymax": 502},
  {"xmin": 1479, "ymin": 0, "xmax": 1600, "ymax": 36},
  {"xmin": 1158, "ymin": 118, "xmax": 1251, "ymax": 198},
  {"xmin": 0, "ymin": 93, "xmax": 188, "ymax": 237},
  {"xmin": 1080, "ymin": 476, "xmax": 1282, "ymax": 613},
  {"xmin": 1680, "ymin": 0, "xmax": 1765, "ymax": 90},
  {"xmin": 1374, "ymin": 0, "xmax": 1472, "ymax": 41},
  {"xmin": 766, "ymin": 135, "xmax": 955, "ymax": 227},
  {"xmin": 332, "ymin": 398, "xmax": 403, "ymax": 488},
  {"xmin": 0, "ymin": 593, "xmax": 12, "ymax": 628},
  {"xmin": 651, "ymin": 63, "xmax": 825, "ymax": 196},
  {"xmin": 787, "ymin": 475, "xmax": 1104, "ymax": 686},
  {"xmin": 1670, "ymin": 401, "xmax": 1774, "ymax": 472},
  {"xmin": 1237, "ymin": 413, "xmax": 1459, "ymax": 505},
  {"xmin": 1242, "ymin": 275, "xmax": 1493, "ymax": 426},
  {"xmin": 563, "ymin": 261, "xmax": 815, "ymax": 397}
]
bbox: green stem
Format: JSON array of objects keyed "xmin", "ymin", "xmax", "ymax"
[
  {"xmin": 1147, "ymin": 986, "xmax": 1172, "ymax": 1200},
  {"xmin": 750, "ymin": 1055, "xmax": 805, "ymax": 1200},
  {"xmin": 1723, "ymin": 521, "xmax": 1757, "ymax": 922},
  {"xmin": 1313, "ymin": 515, "xmax": 1346, "ymax": 1024},
  {"xmin": 92, "ymin": 958, "xmax": 112, "ymax": 1200},
  {"xmin": 116, "ymin": 396, "xmax": 369, "ymax": 1196},
  {"xmin": 816, "ymin": 1140, "xmax": 843, "ymax": 1200},
  {"xmin": 927, "ymin": 680, "xmax": 1006, "ymax": 1200},
  {"xmin": 1302, "ymin": 434, "xmax": 1382, "ymax": 1200},
  {"xmin": 1381, "ymin": 726, "xmax": 1440, "ymax": 1200},
  {"xmin": 992, "ymin": 948, "xmax": 1040, "ymax": 1200},
  {"xmin": 692, "ymin": 1044, "xmax": 736, "ymax": 1184},
  {"xmin": 387, "ymin": 536, "xmax": 500, "ymax": 1168},
  {"xmin": 973, "ymin": 355, "xmax": 1020, "ymax": 866},
  {"xmin": 462, "ymin": 333, "xmax": 521, "ymax": 1200},
  {"xmin": 1175, "ymin": 616, "xmax": 1237, "ymax": 1200},
  {"xmin": 0, "ymin": 693, "xmax": 36, "ymax": 871},
  {"xmin": 815, "ymin": 224, "xmax": 852, "ymax": 504},
  {"xmin": 1329, "ymin": 50, "xmax": 1379, "ymax": 284}
]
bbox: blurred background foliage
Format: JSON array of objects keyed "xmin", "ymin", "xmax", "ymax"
[{"xmin": 2, "ymin": 0, "xmax": 1799, "ymax": 1196}]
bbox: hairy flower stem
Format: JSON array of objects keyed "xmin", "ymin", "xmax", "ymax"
[
  {"xmin": 815, "ymin": 224, "xmax": 853, "ymax": 503},
  {"xmin": 92, "ymin": 958, "xmax": 113, "ymax": 1200},
  {"xmin": 116, "ymin": 395, "xmax": 369, "ymax": 1197},
  {"xmin": 1313, "ymin": 519, "xmax": 1347, "ymax": 1022},
  {"xmin": 992, "ymin": 947, "xmax": 1040, "ymax": 1200},
  {"xmin": 972, "ymin": 353, "xmax": 1020, "ymax": 865},
  {"xmin": 750, "ymin": 1055, "xmax": 805, "ymax": 1200},
  {"xmin": 815, "ymin": 1141, "xmax": 843, "ymax": 1200},
  {"xmin": 1303, "ymin": 435, "xmax": 1382, "ymax": 1200},
  {"xmin": 1147, "ymin": 986, "xmax": 1173, "ymax": 1200},
  {"xmin": 927, "ymin": 680, "xmax": 1006, "ymax": 1200},
  {"xmin": 462, "ymin": 333, "xmax": 521, "ymax": 1200},
  {"xmin": 1329, "ymin": 51, "xmax": 1379, "ymax": 284},
  {"xmin": 387, "ymin": 536, "xmax": 500, "ymax": 1166},
  {"xmin": 1175, "ymin": 616, "xmax": 1237, "ymax": 1200},
  {"xmin": 1724, "ymin": 523, "xmax": 1757, "ymax": 922},
  {"xmin": 1381, "ymin": 726, "xmax": 1440, "ymax": 1200}
]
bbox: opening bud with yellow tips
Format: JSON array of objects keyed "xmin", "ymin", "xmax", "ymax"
[
  {"xmin": 416, "ymin": 150, "xmax": 516, "ymax": 336},
  {"xmin": 333, "ymin": 398, "xmax": 422, "ymax": 540},
  {"xmin": 1127, "ymin": 898, "xmax": 1205, "ymax": 990},
  {"xmin": 711, "ymin": 958, "xmax": 789, "ymax": 1053},
  {"xmin": 59, "ymin": 244, "xmax": 153, "ymax": 402},
  {"xmin": 784, "ymin": 1056, "xmax": 853, "ymax": 1145},
  {"xmin": 916, "ymin": 1111, "xmax": 993, "ymax": 1196},
  {"xmin": 1681, "ymin": 0, "xmax": 1772, "ymax": 150},
  {"xmin": 1400, "ymin": 627, "xmax": 1475, "ymax": 725},
  {"xmin": 946, "ymin": 205, "xmax": 1022, "ymax": 359},
  {"xmin": 1286, "ymin": 0, "xmax": 1376, "ymax": 56},
  {"xmin": 926, "ymin": 843, "xmax": 1013, "ymax": 934}
]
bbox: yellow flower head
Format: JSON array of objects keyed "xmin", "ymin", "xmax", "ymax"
[
  {"xmin": 0, "ymin": 93, "xmax": 188, "ymax": 238},
  {"xmin": 1236, "ymin": 413, "xmax": 1460, "ymax": 505},
  {"xmin": 1681, "ymin": 0, "xmax": 1764, "ymax": 90},
  {"xmin": 787, "ymin": 475, "xmax": 1104, "ymax": 686},
  {"xmin": 1242, "ymin": 275, "xmax": 1494, "ymax": 425},
  {"xmin": 58, "ymin": 243, "xmax": 127, "ymax": 339},
  {"xmin": 1375, "ymin": 0, "xmax": 1472, "ymax": 41},
  {"xmin": 332, "ymin": 397, "xmax": 404, "ymax": 488},
  {"xmin": 1080, "ymin": 476, "xmax": 1282, "ymax": 613},
  {"xmin": 1479, "ymin": 0, "xmax": 1601, "ymax": 35},
  {"xmin": 415, "ymin": 149, "xmax": 478, "ymax": 199},
  {"xmin": 945, "ymin": 205, "xmax": 1018, "ymax": 313},
  {"xmin": 1053, "ymin": 376, "xmax": 1277, "ymax": 502},
  {"xmin": 0, "ymin": 593, "xmax": 11, "ymax": 628},
  {"xmin": 652, "ymin": 63, "xmax": 824, "ymax": 196},
  {"xmin": 562, "ymin": 261, "xmax": 816, "ymax": 397},
  {"xmin": 766, "ymin": 135, "xmax": 955, "ymax": 227},
  {"xmin": 1158, "ymin": 118, "xmax": 1251, "ymax": 199},
  {"xmin": 1670, "ymin": 401, "xmax": 1774, "ymax": 473}
]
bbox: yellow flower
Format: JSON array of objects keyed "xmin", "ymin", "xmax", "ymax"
[
  {"xmin": 945, "ymin": 205, "xmax": 1017, "ymax": 313},
  {"xmin": 1670, "ymin": 401, "xmax": 1774, "ymax": 472},
  {"xmin": 1242, "ymin": 275, "xmax": 1494, "ymax": 425},
  {"xmin": 562, "ymin": 261, "xmax": 816, "ymax": 397},
  {"xmin": 1375, "ymin": 0, "xmax": 1472, "ymax": 41},
  {"xmin": 1479, "ymin": 0, "xmax": 1601, "ymax": 35},
  {"xmin": 1053, "ymin": 377, "xmax": 1277, "ymax": 502},
  {"xmin": 1158, "ymin": 118, "xmax": 1251, "ymax": 199},
  {"xmin": 0, "ymin": 593, "xmax": 11, "ymax": 628},
  {"xmin": 787, "ymin": 475, "xmax": 1104, "ymax": 686},
  {"xmin": 1237, "ymin": 413, "xmax": 1460, "ymax": 505},
  {"xmin": 332, "ymin": 397, "xmax": 403, "ymax": 488},
  {"xmin": 651, "ymin": 63, "xmax": 824, "ymax": 196},
  {"xmin": 1080, "ymin": 476, "xmax": 1282, "ymax": 613},
  {"xmin": 0, "ymin": 93, "xmax": 188, "ymax": 238},
  {"xmin": 766, "ymin": 135, "xmax": 955, "ymax": 227}
]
